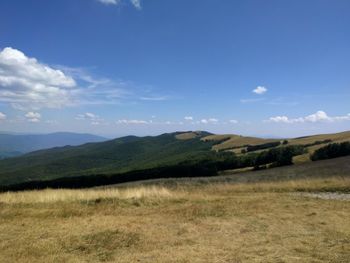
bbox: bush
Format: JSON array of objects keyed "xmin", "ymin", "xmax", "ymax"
[
  {"xmin": 252, "ymin": 145, "xmax": 306, "ymax": 169},
  {"xmin": 246, "ymin": 141, "xmax": 281, "ymax": 152},
  {"xmin": 311, "ymin": 142, "xmax": 350, "ymax": 161}
]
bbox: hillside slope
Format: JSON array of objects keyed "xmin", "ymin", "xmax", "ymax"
[
  {"xmin": 106, "ymin": 155, "xmax": 350, "ymax": 189},
  {"xmin": 0, "ymin": 131, "xmax": 215, "ymax": 186},
  {"xmin": 0, "ymin": 130, "xmax": 349, "ymax": 188},
  {"xmin": 204, "ymin": 130, "xmax": 350, "ymax": 156}
]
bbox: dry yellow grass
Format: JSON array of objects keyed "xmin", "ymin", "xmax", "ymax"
[
  {"xmin": 200, "ymin": 131, "xmax": 350, "ymax": 166},
  {"xmin": 202, "ymin": 130, "xmax": 350, "ymax": 153},
  {"xmin": 175, "ymin": 132, "xmax": 200, "ymax": 140},
  {"xmin": 0, "ymin": 186, "xmax": 174, "ymax": 204},
  {"xmin": 288, "ymin": 130, "xmax": 350, "ymax": 146},
  {"xmin": 0, "ymin": 178, "xmax": 349, "ymax": 262},
  {"xmin": 202, "ymin": 134, "xmax": 278, "ymax": 151}
]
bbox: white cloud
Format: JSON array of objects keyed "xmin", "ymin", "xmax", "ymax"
[
  {"xmin": 130, "ymin": 0, "xmax": 141, "ymax": 9},
  {"xmin": 184, "ymin": 116, "xmax": 193, "ymax": 121},
  {"xmin": 97, "ymin": 0, "xmax": 119, "ymax": 5},
  {"xmin": 25, "ymin": 111, "xmax": 41, "ymax": 122},
  {"xmin": 253, "ymin": 86, "xmax": 267, "ymax": 95},
  {"xmin": 0, "ymin": 47, "xmax": 76, "ymax": 110},
  {"xmin": 76, "ymin": 112, "xmax": 100, "ymax": 120},
  {"xmin": 76, "ymin": 112, "xmax": 104, "ymax": 125},
  {"xmin": 0, "ymin": 48, "xmax": 132, "ymax": 110},
  {"xmin": 200, "ymin": 118, "xmax": 218, "ymax": 124},
  {"xmin": 97, "ymin": 0, "xmax": 141, "ymax": 9},
  {"xmin": 268, "ymin": 116, "xmax": 293, "ymax": 123},
  {"xmin": 334, "ymin": 114, "xmax": 350, "ymax": 121},
  {"xmin": 304, "ymin": 111, "xmax": 331, "ymax": 122},
  {"xmin": 0, "ymin": 112, "xmax": 6, "ymax": 121},
  {"xmin": 267, "ymin": 111, "xmax": 350, "ymax": 124},
  {"xmin": 117, "ymin": 119, "xmax": 149, "ymax": 124},
  {"xmin": 229, "ymin": 119, "xmax": 238, "ymax": 124}
]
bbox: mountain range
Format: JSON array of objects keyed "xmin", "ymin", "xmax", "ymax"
[
  {"xmin": 0, "ymin": 132, "xmax": 107, "ymax": 159},
  {"xmin": 0, "ymin": 130, "xmax": 349, "ymax": 189}
]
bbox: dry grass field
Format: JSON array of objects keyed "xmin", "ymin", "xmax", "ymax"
[
  {"xmin": 202, "ymin": 130, "xmax": 350, "ymax": 155},
  {"xmin": 202, "ymin": 134, "xmax": 278, "ymax": 151},
  {"xmin": 0, "ymin": 174, "xmax": 349, "ymax": 262}
]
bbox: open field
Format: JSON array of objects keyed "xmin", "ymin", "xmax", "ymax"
[
  {"xmin": 1, "ymin": 157, "xmax": 350, "ymax": 263},
  {"xmin": 202, "ymin": 134, "xmax": 279, "ymax": 152},
  {"xmin": 203, "ymin": 130, "xmax": 350, "ymax": 158},
  {"xmin": 116, "ymin": 155, "xmax": 350, "ymax": 189}
]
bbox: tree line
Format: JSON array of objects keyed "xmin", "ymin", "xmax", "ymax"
[
  {"xmin": 0, "ymin": 145, "xmax": 306, "ymax": 191},
  {"xmin": 311, "ymin": 141, "xmax": 350, "ymax": 161}
]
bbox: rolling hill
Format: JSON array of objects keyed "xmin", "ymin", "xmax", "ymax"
[
  {"xmin": 0, "ymin": 130, "xmax": 349, "ymax": 188},
  {"xmin": 0, "ymin": 131, "xmax": 215, "ymax": 186},
  {"xmin": 0, "ymin": 132, "xmax": 107, "ymax": 158}
]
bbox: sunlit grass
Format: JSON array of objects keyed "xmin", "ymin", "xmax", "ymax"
[
  {"xmin": 0, "ymin": 176, "xmax": 349, "ymax": 262},
  {"xmin": 0, "ymin": 186, "xmax": 175, "ymax": 204},
  {"xmin": 1, "ymin": 177, "xmax": 349, "ymax": 205}
]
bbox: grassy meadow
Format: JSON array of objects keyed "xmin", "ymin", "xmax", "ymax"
[{"xmin": 1, "ymin": 160, "xmax": 350, "ymax": 262}]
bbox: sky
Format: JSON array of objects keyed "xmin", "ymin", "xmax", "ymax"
[{"xmin": 0, "ymin": 0, "xmax": 349, "ymax": 138}]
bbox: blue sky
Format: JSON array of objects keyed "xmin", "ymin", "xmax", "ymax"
[{"xmin": 0, "ymin": 0, "xmax": 349, "ymax": 138}]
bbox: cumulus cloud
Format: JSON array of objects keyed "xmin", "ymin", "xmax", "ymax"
[
  {"xmin": 184, "ymin": 116, "xmax": 193, "ymax": 121},
  {"xmin": 0, "ymin": 47, "xmax": 76, "ymax": 109},
  {"xmin": 304, "ymin": 111, "xmax": 330, "ymax": 122},
  {"xmin": 200, "ymin": 118, "xmax": 218, "ymax": 124},
  {"xmin": 0, "ymin": 112, "xmax": 6, "ymax": 121},
  {"xmin": 253, "ymin": 86, "xmax": 267, "ymax": 95},
  {"xmin": 0, "ymin": 47, "xmax": 135, "ymax": 110},
  {"xmin": 117, "ymin": 119, "xmax": 149, "ymax": 124},
  {"xmin": 229, "ymin": 119, "xmax": 238, "ymax": 124},
  {"xmin": 267, "ymin": 111, "xmax": 350, "ymax": 124},
  {"xmin": 25, "ymin": 111, "xmax": 41, "ymax": 122}
]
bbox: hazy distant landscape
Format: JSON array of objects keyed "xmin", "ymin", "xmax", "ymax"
[
  {"xmin": 1, "ymin": 0, "xmax": 350, "ymax": 262},
  {"xmin": 0, "ymin": 132, "xmax": 106, "ymax": 159}
]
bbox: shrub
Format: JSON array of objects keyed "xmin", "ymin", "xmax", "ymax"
[
  {"xmin": 246, "ymin": 141, "xmax": 281, "ymax": 152},
  {"xmin": 311, "ymin": 141, "xmax": 350, "ymax": 161}
]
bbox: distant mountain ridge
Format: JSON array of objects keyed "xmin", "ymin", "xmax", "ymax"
[
  {"xmin": 0, "ymin": 130, "xmax": 349, "ymax": 188},
  {"xmin": 0, "ymin": 131, "xmax": 216, "ymax": 186},
  {"xmin": 0, "ymin": 132, "xmax": 107, "ymax": 158}
]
